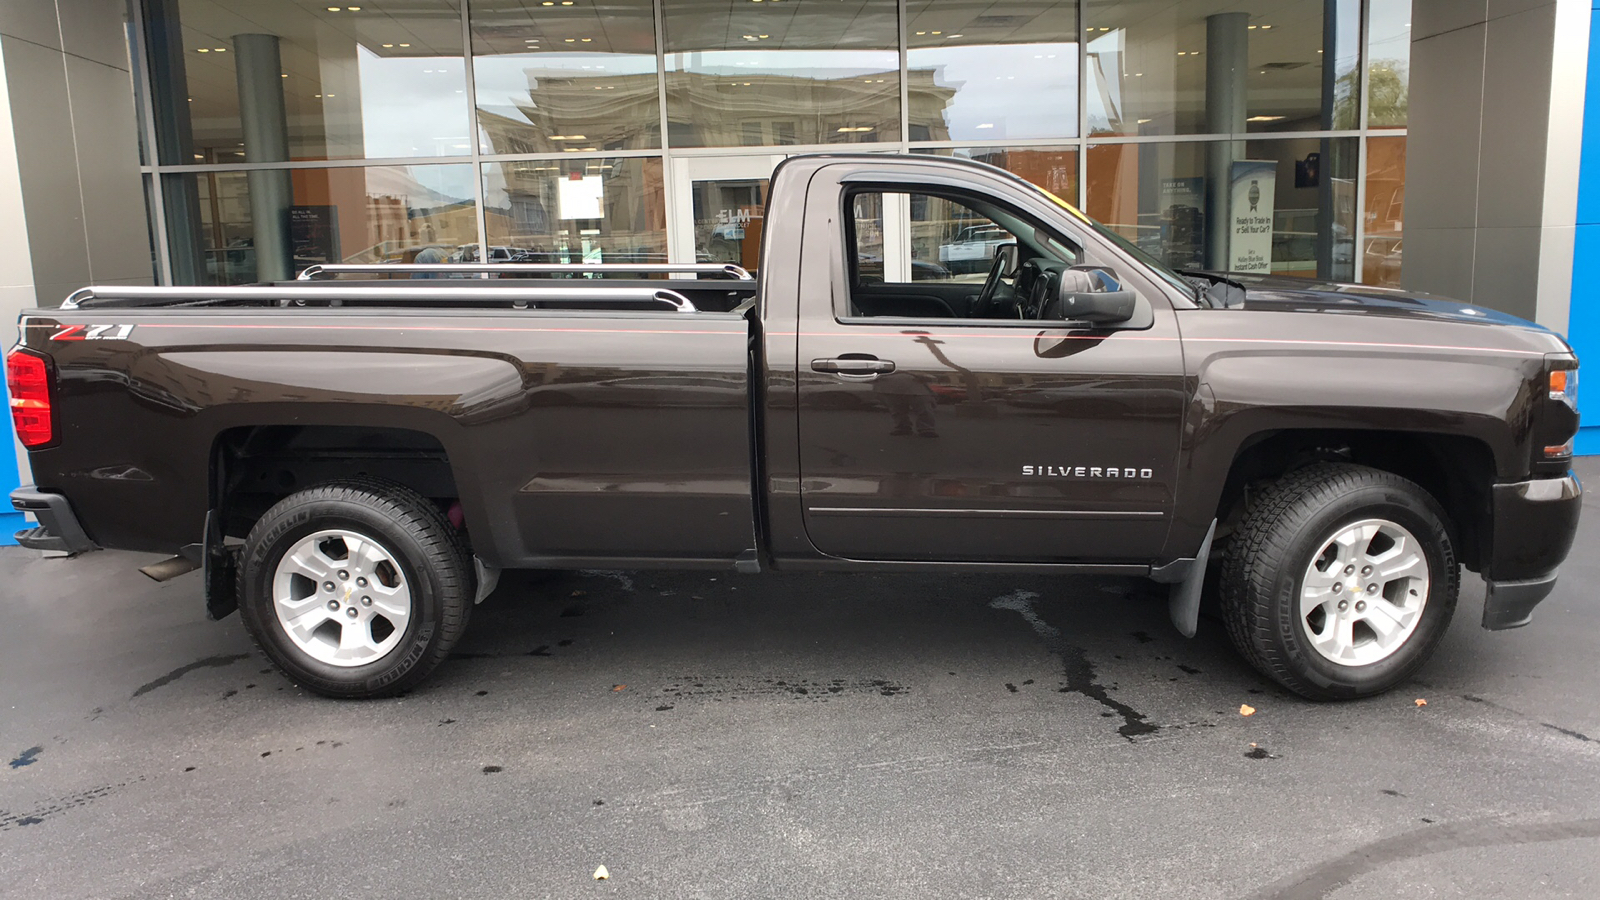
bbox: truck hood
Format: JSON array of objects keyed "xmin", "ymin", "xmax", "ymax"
[{"xmin": 1185, "ymin": 271, "xmax": 1550, "ymax": 332}]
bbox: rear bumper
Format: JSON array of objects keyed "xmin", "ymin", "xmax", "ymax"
[
  {"xmin": 1481, "ymin": 473, "xmax": 1582, "ymax": 630},
  {"xmin": 9, "ymin": 486, "xmax": 98, "ymax": 555}
]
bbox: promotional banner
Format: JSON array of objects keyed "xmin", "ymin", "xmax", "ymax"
[
  {"xmin": 1229, "ymin": 160, "xmax": 1277, "ymax": 274},
  {"xmin": 1159, "ymin": 177, "xmax": 1205, "ymax": 269}
]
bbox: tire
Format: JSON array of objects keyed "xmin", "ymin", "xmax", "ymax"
[
  {"xmin": 1219, "ymin": 462, "xmax": 1459, "ymax": 701},
  {"xmin": 238, "ymin": 479, "xmax": 473, "ymax": 699}
]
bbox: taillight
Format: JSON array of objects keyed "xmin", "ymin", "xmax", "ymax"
[{"xmin": 5, "ymin": 348, "xmax": 54, "ymax": 448}]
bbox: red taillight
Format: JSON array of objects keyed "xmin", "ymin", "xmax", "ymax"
[{"xmin": 6, "ymin": 349, "xmax": 54, "ymax": 448}]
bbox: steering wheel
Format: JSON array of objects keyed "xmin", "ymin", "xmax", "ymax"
[{"xmin": 974, "ymin": 246, "xmax": 1013, "ymax": 314}]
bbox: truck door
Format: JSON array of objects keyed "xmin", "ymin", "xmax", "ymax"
[{"xmin": 794, "ymin": 170, "xmax": 1188, "ymax": 563}]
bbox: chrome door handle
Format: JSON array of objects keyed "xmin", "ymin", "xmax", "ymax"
[{"xmin": 811, "ymin": 357, "xmax": 896, "ymax": 375}]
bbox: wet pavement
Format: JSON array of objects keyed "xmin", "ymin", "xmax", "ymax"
[{"xmin": 2, "ymin": 461, "xmax": 1598, "ymax": 899}]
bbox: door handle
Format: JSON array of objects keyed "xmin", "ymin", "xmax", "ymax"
[{"xmin": 812, "ymin": 357, "xmax": 896, "ymax": 375}]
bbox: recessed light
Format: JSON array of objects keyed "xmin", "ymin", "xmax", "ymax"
[
  {"xmin": 281, "ymin": 73, "xmax": 288, "ymax": 77},
  {"xmin": 196, "ymin": 48, "xmax": 209, "ymax": 52},
  {"xmin": 915, "ymin": 31, "xmax": 925, "ymax": 35},
  {"xmin": 194, "ymin": 153, "xmax": 203, "ymax": 159},
  {"xmin": 399, "ymin": 43, "xmax": 410, "ymax": 47},
  {"xmin": 551, "ymin": 134, "xmax": 588, "ymax": 140},
  {"xmin": 758, "ymin": 34, "xmax": 768, "ymax": 38},
  {"xmin": 214, "ymin": 47, "xmax": 226, "ymax": 52},
  {"xmin": 1247, "ymin": 115, "xmax": 1285, "ymax": 122},
  {"xmin": 580, "ymin": 37, "xmax": 591, "ymax": 41},
  {"xmin": 382, "ymin": 43, "xmax": 394, "ymax": 47},
  {"xmin": 327, "ymin": 6, "xmax": 339, "ymax": 10},
  {"xmin": 314, "ymin": 93, "xmax": 322, "ymax": 98},
  {"xmin": 1249, "ymin": 25, "xmax": 1258, "ymax": 29},
  {"xmin": 1261, "ymin": 24, "xmax": 1272, "ymax": 29},
  {"xmin": 931, "ymin": 30, "xmax": 941, "ymax": 35},
  {"xmin": 326, "ymin": 93, "xmax": 334, "ymax": 97},
  {"xmin": 948, "ymin": 34, "xmax": 962, "ymax": 38},
  {"xmin": 565, "ymin": 37, "xmax": 575, "ymax": 42},
  {"xmin": 347, "ymin": 5, "xmax": 360, "ymax": 9}
]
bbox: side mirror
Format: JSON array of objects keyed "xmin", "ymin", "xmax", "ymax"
[
  {"xmin": 1053, "ymin": 265, "xmax": 1136, "ymax": 324},
  {"xmin": 994, "ymin": 242, "xmax": 1020, "ymax": 278}
]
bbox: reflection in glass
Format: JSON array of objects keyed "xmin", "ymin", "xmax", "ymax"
[
  {"xmin": 906, "ymin": 2, "xmax": 1078, "ymax": 141},
  {"xmin": 1083, "ymin": 0, "xmax": 1360, "ymax": 137},
  {"xmin": 483, "ymin": 157, "xmax": 667, "ymax": 267},
  {"xmin": 914, "ymin": 146, "xmax": 1079, "ymax": 208},
  {"xmin": 661, "ymin": 0, "xmax": 901, "ymax": 147},
  {"xmin": 1363, "ymin": 137, "xmax": 1406, "ymax": 288},
  {"xmin": 1367, "ymin": 0, "xmax": 1412, "ymax": 128},
  {"xmin": 166, "ymin": 164, "xmax": 478, "ymax": 284},
  {"xmin": 144, "ymin": 0, "xmax": 471, "ymax": 163},
  {"xmin": 1086, "ymin": 138, "xmax": 1356, "ymax": 280},
  {"xmin": 471, "ymin": 0, "xmax": 660, "ymax": 154},
  {"xmin": 692, "ymin": 178, "xmax": 768, "ymax": 269}
]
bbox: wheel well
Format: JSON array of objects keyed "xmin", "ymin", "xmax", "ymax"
[
  {"xmin": 213, "ymin": 425, "xmax": 460, "ymax": 540},
  {"xmin": 1215, "ymin": 430, "xmax": 1494, "ymax": 573}
]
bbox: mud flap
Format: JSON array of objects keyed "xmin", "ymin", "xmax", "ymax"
[
  {"xmin": 202, "ymin": 510, "xmax": 241, "ymax": 620},
  {"xmin": 1167, "ymin": 519, "xmax": 1216, "ymax": 639}
]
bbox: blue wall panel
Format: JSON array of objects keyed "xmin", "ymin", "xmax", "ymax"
[
  {"xmin": 0, "ymin": 420, "xmax": 20, "ymax": 546},
  {"xmin": 1567, "ymin": 4, "xmax": 1600, "ymax": 453}
]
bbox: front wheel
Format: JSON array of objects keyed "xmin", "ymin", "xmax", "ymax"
[
  {"xmin": 1219, "ymin": 463, "xmax": 1459, "ymax": 700},
  {"xmin": 238, "ymin": 480, "xmax": 473, "ymax": 698}
]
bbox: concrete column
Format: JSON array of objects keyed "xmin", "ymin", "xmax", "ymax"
[
  {"xmin": 234, "ymin": 33, "xmax": 293, "ymax": 282},
  {"xmin": 1318, "ymin": 0, "xmax": 1358, "ymax": 281},
  {"xmin": 1204, "ymin": 12, "xmax": 1248, "ymax": 270}
]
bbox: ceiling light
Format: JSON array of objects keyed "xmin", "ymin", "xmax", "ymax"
[
  {"xmin": 281, "ymin": 73, "xmax": 288, "ymax": 77},
  {"xmin": 551, "ymin": 134, "xmax": 588, "ymax": 140},
  {"xmin": 758, "ymin": 34, "xmax": 768, "ymax": 38},
  {"xmin": 1099, "ymin": 26, "xmax": 1110, "ymax": 31},
  {"xmin": 565, "ymin": 38, "xmax": 575, "ymax": 42},
  {"xmin": 348, "ymin": 5, "xmax": 360, "ymax": 9},
  {"xmin": 1177, "ymin": 51, "xmax": 1186, "ymax": 56},
  {"xmin": 215, "ymin": 47, "xmax": 226, "ymax": 52},
  {"xmin": 382, "ymin": 43, "xmax": 393, "ymax": 47},
  {"xmin": 931, "ymin": 31, "xmax": 941, "ymax": 35},
  {"xmin": 915, "ymin": 31, "xmax": 925, "ymax": 35},
  {"xmin": 194, "ymin": 153, "xmax": 203, "ymax": 159},
  {"xmin": 1249, "ymin": 25, "xmax": 1258, "ymax": 29},
  {"xmin": 1137, "ymin": 118, "xmax": 1151, "ymax": 124},
  {"xmin": 836, "ymin": 126, "xmax": 873, "ymax": 133},
  {"xmin": 1247, "ymin": 115, "xmax": 1285, "ymax": 122},
  {"xmin": 976, "ymin": 123, "xmax": 994, "ymax": 129},
  {"xmin": 314, "ymin": 93, "xmax": 322, "ymax": 98},
  {"xmin": 196, "ymin": 47, "xmax": 208, "ymax": 52},
  {"xmin": 1261, "ymin": 24, "xmax": 1272, "ymax": 29},
  {"xmin": 326, "ymin": 93, "xmax": 335, "ymax": 97},
  {"xmin": 580, "ymin": 37, "xmax": 591, "ymax": 42},
  {"xmin": 948, "ymin": 34, "xmax": 962, "ymax": 38},
  {"xmin": 327, "ymin": 5, "xmax": 339, "ymax": 10},
  {"xmin": 399, "ymin": 43, "xmax": 410, "ymax": 47}
]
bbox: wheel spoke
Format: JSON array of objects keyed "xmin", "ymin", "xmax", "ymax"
[
  {"xmin": 282, "ymin": 602, "xmax": 333, "ymax": 641},
  {"xmin": 281, "ymin": 543, "xmax": 334, "ymax": 582},
  {"xmin": 369, "ymin": 585, "xmax": 410, "ymax": 622},
  {"xmin": 337, "ymin": 619, "xmax": 371, "ymax": 653}
]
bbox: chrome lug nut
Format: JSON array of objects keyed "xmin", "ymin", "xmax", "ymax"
[
  {"xmin": 345, "ymin": 607, "xmax": 358, "ymax": 619},
  {"xmin": 1355, "ymin": 600, "xmax": 1367, "ymax": 612},
  {"xmin": 1337, "ymin": 599, "xmax": 1348, "ymax": 610},
  {"xmin": 1343, "ymin": 565, "xmax": 1355, "ymax": 575},
  {"xmin": 1361, "ymin": 565, "xmax": 1373, "ymax": 576},
  {"xmin": 1367, "ymin": 583, "xmax": 1378, "ymax": 593},
  {"xmin": 338, "ymin": 570, "xmax": 349, "ymax": 580},
  {"xmin": 327, "ymin": 600, "xmax": 339, "ymax": 611},
  {"xmin": 1332, "ymin": 583, "xmax": 1343, "ymax": 593},
  {"xmin": 323, "ymin": 581, "xmax": 335, "ymax": 592},
  {"xmin": 360, "ymin": 596, "xmax": 372, "ymax": 607},
  {"xmin": 356, "ymin": 577, "xmax": 368, "ymax": 587}
]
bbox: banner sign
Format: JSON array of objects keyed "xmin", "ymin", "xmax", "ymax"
[
  {"xmin": 290, "ymin": 205, "xmax": 339, "ymax": 265},
  {"xmin": 1228, "ymin": 160, "xmax": 1276, "ymax": 274}
]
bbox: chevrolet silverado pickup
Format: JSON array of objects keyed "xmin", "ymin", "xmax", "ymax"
[{"xmin": 6, "ymin": 154, "xmax": 1583, "ymax": 700}]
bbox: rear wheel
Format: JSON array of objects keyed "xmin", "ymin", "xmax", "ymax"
[
  {"xmin": 238, "ymin": 480, "xmax": 472, "ymax": 698},
  {"xmin": 1219, "ymin": 463, "xmax": 1459, "ymax": 700}
]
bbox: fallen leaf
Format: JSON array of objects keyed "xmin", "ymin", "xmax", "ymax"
[
  {"xmin": 1415, "ymin": 698, "xmax": 1428, "ymax": 707},
  {"xmin": 612, "ymin": 684, "xmax": 626, "ymax": 692},
  {"xmin": 593, "ymin": 865, "xmax": 609, "ymax": 881},
  {"xmin": 1240, "ymin": 704, "xmax": 1256, "ymax": 717}
]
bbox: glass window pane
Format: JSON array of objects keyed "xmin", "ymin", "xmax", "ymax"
[
  {"xmin": 1363, "ymin": 136, "xmax": 1406, "ymax": 288},
  {"xmin": 1085, "ymin": 137, "xmax": 1356, "ymax": 280},
  {"xmin": 691, "ymin": 176, "xmax": 768, "ymax": 270},
  {"xmin": 1084, "ymin": 0, "xmax": 1361, "ymax": 137},
  {"xmin": 906, "ymin": 2, "xmax": 1079, "ymax": 141},
  {"xmin": 163, "ymin": 164, "xmax": 478, "ymax": 284},
  {"xmin": 913, "ymin": 146, "xmax": 1079, "ymax": 208},
  {"xmin": 471, "ymin": 0, "xmax": 661, "ymax": 153},
  {"xmin": 1367, "ymin": 0, "xmax": 1412, "ymax": 128},
  {"xmin": 144, "ymin": 0, "xmax": 471, "ymax": 163},
  {"xmin": 662, "ymin": 0, "xmax": 900, "ymax": 148},
  {"xmin": 483, "ymin": 157, "xmax": 666, "ymax": 267}
]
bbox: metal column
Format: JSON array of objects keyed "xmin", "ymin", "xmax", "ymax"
[
  {"xmin": 234, "ymin": 33, "xmax": 294, "ymax": 283},
  {"xmin": 1204, "ymin": 12, "xmax": 1249, "ymax": 271}
]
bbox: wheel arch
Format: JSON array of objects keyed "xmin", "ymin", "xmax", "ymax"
[{"xmin": 1206, "ymin": 428, "xmax": 1495, "ymax": 573}]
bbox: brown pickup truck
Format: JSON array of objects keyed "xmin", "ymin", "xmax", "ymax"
[{"xmin": 6, "ymin": 154, "xmax": 1582, "ymax": 700}]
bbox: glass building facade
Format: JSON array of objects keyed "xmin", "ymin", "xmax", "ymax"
[{"xmin": 131, "ymin": 0, "xmax": 1413, "ymax": 287}]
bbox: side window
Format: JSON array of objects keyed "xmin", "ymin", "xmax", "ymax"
[
  {"xmin": 846, "ymin": 189, "xmax": 1083, "ymax": 322},
  {"xmin": 851, "ymin": 191, "xmax": 1023, "ymax": 285}
]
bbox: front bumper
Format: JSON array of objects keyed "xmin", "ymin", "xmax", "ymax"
[
  {"xmin": 1481, "ymin": 473, "xmax": 1582, "ymax": 630},
  {"xmin": 9, "ymin": 486, "xmax": 98, "ymax": 555}
]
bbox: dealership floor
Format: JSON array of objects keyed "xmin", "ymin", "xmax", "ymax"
[{"xmin": 3, "ymin": 466, "xmax": 1598, "ymax": 899}]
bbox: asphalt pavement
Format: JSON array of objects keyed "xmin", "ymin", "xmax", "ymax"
[{"xmin": 2, "ymin": 461, "xmax": 1598, "ymax": 899}]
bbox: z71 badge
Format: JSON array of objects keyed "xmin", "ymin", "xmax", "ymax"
[{"xmin": 51, "ymin": 323, "xmax": 135, "ymax": 341}]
